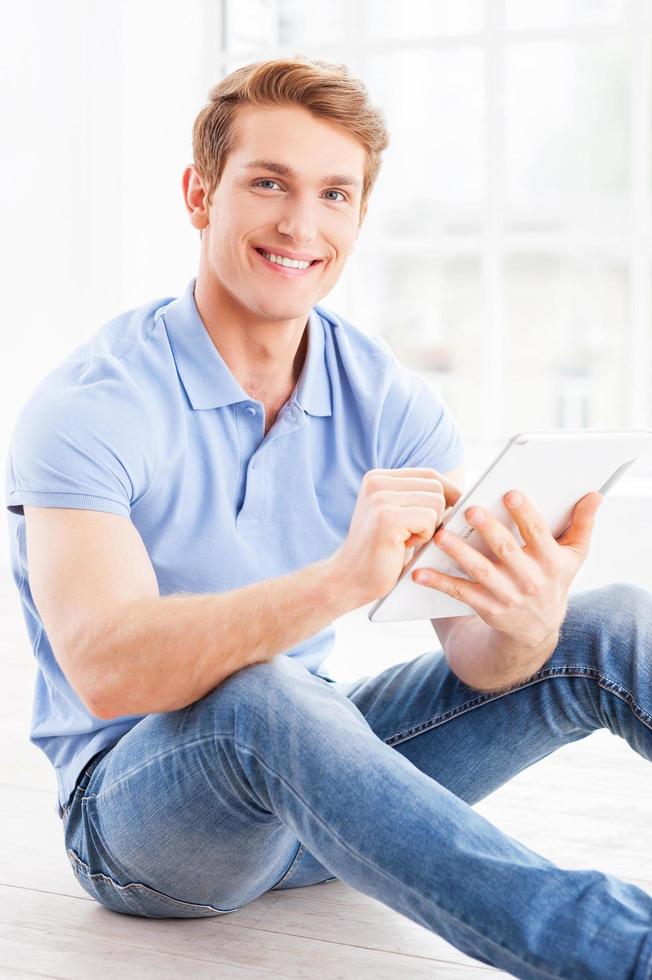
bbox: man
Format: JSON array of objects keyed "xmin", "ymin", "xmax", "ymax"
[{"xmin": 5, "ymin": 57, "xmax": 652, "ymax": 978}]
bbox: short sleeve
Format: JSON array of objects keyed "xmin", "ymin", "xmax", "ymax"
[
  {"xmin": 5, "ymin": 356, "xmax": 153, "ymax": 518},
  {"xmin": 376, "ymin": 357, "xmax": 465, "ymax": 474}
]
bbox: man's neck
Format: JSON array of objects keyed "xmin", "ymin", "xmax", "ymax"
[{"xmin": 193, "ymin": 271, "xmax": 310, "ymax": 399}]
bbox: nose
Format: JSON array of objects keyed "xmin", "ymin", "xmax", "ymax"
[{"xmin": 275, "ymin": 193, "xmax": 318, "ymax": 244}]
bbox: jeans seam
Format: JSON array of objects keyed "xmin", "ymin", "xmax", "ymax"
[
  {"xmin": 634, "ymin": 924, "xmax": 652, "ymax": 980},
  {"xmin": 384, "ymin": 665, "xmax": 652, "ymax": 747},
  {"xmin": 80, "ymin": 732, "xmax": 318, "ymax": 895},
  {"xmin": 66, "ymin": 847, "xmax": 237, "ymax": 914},
  {"xmin": 270, "ymin": 841, "xmax": 306, "ymax": 889},
  {"xmin": 233, "ymin": 739, "xmax": 566, "ymax": 978},
  {"xmin": 83, "ymin": 735, "xmax": 223, "ymax": 802}
]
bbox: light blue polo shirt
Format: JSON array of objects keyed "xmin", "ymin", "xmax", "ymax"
[{"xmin": 5, "ymin": 278, "xmax": 465, "ymax": 819}]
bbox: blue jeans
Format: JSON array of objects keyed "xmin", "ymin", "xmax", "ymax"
[{"xmin": 62, "ymin": 582, "xmax": 652, "ymax": 979}]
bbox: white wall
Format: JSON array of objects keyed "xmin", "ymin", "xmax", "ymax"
[{"xmin": 0, "ymin": 0, "xmax": 223, "ymax": 502}]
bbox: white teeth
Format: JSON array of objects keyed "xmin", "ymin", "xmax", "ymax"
[{"xmin": 260, "ymin": 250, "xmax": 312, "ymax": 270}]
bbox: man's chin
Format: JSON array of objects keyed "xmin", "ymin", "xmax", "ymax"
[{"xmin": 252, "ymin": 300, "xmax": 316, "ymax": 323}]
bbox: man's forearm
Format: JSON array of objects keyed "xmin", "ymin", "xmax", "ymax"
[
  {"xmin": 89, "ymin": 556, "xmax": 356, "ymax": 720},
  {"xmin": 439, "ymin": 614, "xmax": 560, "ymax": 693}
]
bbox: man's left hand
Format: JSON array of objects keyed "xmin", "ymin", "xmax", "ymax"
[{"xmin": 413, "ymin": 489, "xmax": 604, "ymax": 649}]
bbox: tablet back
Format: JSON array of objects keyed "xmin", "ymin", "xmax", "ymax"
[{"xmin": 368, "ymin": 429, "xmax": 652, "ymax": 623}]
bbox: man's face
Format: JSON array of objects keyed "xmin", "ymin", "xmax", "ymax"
[{"xmin": 189, "ymin": 104, "xmax": 368, "ymax": 323}]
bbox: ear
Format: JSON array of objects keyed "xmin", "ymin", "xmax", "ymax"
[{"xmin": 182, "ymin": 165, "xmax": 209, "ymax": 231}]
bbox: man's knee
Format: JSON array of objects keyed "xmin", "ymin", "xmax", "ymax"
[
  {"xmin": 185, "ymin": 654, "xmax": 369, "ymax": 746},
  {"xmin": 196, "ymin": 654, "xmax": 316, "ymax": 722},
  {"xmin": 563, "ymin": 581, "xmax": 652, "ymax": 657},
  {"xmin": 162, "ymin": 657, "xmax": 310, "ymax": 760},
  {"xmin": 567, "ymin": 581, "xmax": 650, "ymax": 622},
  {"xmin": 224, "ymin": 653, "xmax": 308, "ymax": 692}
]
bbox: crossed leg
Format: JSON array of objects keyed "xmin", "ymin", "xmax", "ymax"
[{"xmin": 63, "ymin": 582, "xmax": 652, "ymax": 979}]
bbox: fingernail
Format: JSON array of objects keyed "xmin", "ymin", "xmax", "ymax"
[
  {"xmin": 466, "ymin": 508, "xmax": 484, "ymax": 526},
  {"xmin": 507, "ymin": 492, "xmax": 522, "ymax": 508},
  {"xmin": 415, "ymin": 571, "xmax": 430, "ymax": 584}
]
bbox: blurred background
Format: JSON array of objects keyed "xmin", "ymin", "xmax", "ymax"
[{"xmin": 2, "ymin": 0, "xmax": 652, "ymax": 589}]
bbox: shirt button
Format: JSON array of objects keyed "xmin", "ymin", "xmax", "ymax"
[
  {"xmin": 245, "ymin": 406, "xmax": 256, "ymax": 415},
  {"xmin": 251, "ymin": 461, "xmax": 257, "ymax": 470}
]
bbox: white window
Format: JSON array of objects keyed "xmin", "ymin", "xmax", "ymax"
[{"xmin": 219, "ymin": 0, "xmax": 652, "ymax": 477}]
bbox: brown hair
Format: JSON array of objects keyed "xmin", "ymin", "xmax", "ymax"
[{"xmin": 192, "ymin": 56, "xmax": 390, "ymax": 214}]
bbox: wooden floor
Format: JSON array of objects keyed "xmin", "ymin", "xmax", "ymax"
[{"xmin": 1, "ymin": 568, "xmax": 651, "ymax": 978}]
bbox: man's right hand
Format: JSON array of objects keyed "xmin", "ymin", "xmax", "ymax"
[{"xmin": 329, "ymin": 468, "xmax": 464, "ymax": 607}]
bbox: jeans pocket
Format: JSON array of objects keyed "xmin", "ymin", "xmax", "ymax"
[{"xmin": 65, "ymin": 847, "xmax": 238, "ymax": 919}]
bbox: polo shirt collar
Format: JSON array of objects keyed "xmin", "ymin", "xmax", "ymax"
[{"xmin": 159, "ymin": 279, "xmax": 332, "ymax": 417}]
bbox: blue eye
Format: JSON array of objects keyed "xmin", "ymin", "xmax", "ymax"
[{"xmin": 252, "ymin": 179, "xmax": 346, "ymax": 202}]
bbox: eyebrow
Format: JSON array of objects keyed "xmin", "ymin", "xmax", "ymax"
[{"xmin": 242, "ymin": 159, "xmax": 362, "ymax": 189}]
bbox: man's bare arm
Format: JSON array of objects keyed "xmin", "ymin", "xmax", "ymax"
[
  {"xmin": 437, "ymin": 613, "xmax": 560, "ymax": 693},
  {"xmin": 88, "ymin": 558, "xmax": 354, "ymax": 719},
  {"xmin": 24, "ymin": 506, "xmax": 357, "ymax": 721},
  {"xmin": 25, "ymin": 466, "xmax": 461, "ymax": 722}
]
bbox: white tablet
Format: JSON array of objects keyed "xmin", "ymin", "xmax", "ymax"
[{"xmin": 368, "ymin": 429, "xmax": 652, "ymax": 623}]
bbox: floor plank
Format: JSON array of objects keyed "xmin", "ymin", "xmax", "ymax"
[
  {"xmin": 2, "ymin": 546, "xmax": 652, "ymax": 978},
  {"xmin": 0, "ymin": 888, "xmax": 506, "ymax": 979}
]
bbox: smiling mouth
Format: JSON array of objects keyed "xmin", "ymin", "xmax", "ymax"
[{"xmin": 253, "ymin": 247, "xmax": 323, "ymax": 272}]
